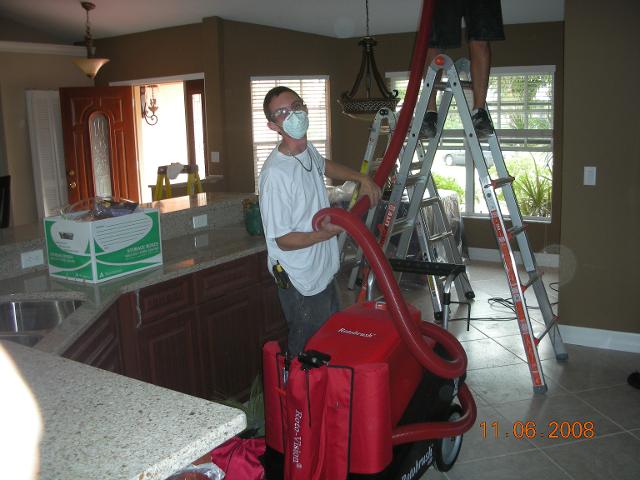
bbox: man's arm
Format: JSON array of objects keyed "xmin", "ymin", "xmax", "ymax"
[
  {"xmin": 324, "ymin": 159, "xmax": 381, "ymax": 206},
  {"xmin": 275, "ymin": 216, "xmax": 342, "ymax": 251}
]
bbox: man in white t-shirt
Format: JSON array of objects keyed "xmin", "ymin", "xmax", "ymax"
[{"xmin": 259, "ymin": 86, "xmax": 381, "ymax": 355}]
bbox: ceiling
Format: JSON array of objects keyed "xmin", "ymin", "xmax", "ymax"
[{"xmin": 0, "ymin": 0, "xmax": 565, "ymax": 44}]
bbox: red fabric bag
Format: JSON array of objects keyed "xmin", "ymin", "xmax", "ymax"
[
  {"xmin": 210, "ymin": 436, "xmax": 266, "ymax": 480},
  {"xmin": 283, "ymin": 355, "xmax": 354, "ymax": 480}
]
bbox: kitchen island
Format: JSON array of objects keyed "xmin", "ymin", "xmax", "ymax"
[
  {"xmin": 0, "ymin": 192, "xmax": 282, "ymax": 479},
  {"xmin": 2, "ymin": 340, "xmax": 246, "ymax": 480}
]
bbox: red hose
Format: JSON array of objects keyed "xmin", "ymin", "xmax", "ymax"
[
  {"xmin": 351, "ymin": 0, "xmax": 436, "ymax": 218},
  {"xmin": 313, "ymin": 0, "xmax": 475, "ymax": 443},
  {"xmin": 312, "ymin": 208, "xmax": 466, "ymax": 379},
  {"xmin": 391, "ymin": 384, "xmax": 477, "ymax": 445}
]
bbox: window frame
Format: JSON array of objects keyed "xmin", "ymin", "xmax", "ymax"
[{"xmin": 250, "ymin": 75, "xmax": 331, "ymax": 193}]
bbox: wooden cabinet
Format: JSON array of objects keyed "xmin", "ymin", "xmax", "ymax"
[
  {"xmin": 65, "ymin": 252, "xmax": 287, "ymax": 401},
  {"xmin": 256, "ymin": 251, "xmax": 288, "ymax": 350},
  {"xmin": 136, "ymin": 308, "xmax": 200, "ymax": 396},
  {"xmin": 196, "ymin": 287, "xmax": 261, "ymax": 400},
  {"xmin": 63, "ymin": 302, "xmax": 123, "ymax": 374}
]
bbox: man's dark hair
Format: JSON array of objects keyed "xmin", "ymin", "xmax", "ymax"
[{"xmin": 263, "ymin": 86, "xmax": 299, "ymax": 121}]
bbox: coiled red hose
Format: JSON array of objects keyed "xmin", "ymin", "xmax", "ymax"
[{"xmin": 312, "ymin": 208, "xmax": 466, "ymax": 379}]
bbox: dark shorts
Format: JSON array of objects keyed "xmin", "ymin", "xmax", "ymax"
[
  {"xmin": 429, "ymin": 0, "xmax": 505, "ymax": 49},
  {"xmin": 277, "ymin": 279, "xmax": 340, "ymax": 355}
]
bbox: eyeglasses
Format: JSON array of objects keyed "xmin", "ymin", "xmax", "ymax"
[{"xmin": 270, "ymin": 99, "xmax": 307, "ymax": 121}]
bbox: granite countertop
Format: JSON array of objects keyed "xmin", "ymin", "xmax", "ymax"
[
  {"xmin": 0, "ymin": 223, "xmax": 268, "ymax": 356},
  {"xmin": 1, "ymin": 340, "xmax": 246, "ymax": 480}
]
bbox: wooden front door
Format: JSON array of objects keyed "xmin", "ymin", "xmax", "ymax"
[{"xmin": 59, "ymin": 86, "xmax": 139, "ymax": 205}]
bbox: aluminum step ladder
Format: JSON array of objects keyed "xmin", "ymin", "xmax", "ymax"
[
  {"xmin": 344, "ymin": 74, "xmax": 474, "ymax": 322},
  {"xmin": 423, "ymin": 54, "xmax": 567, "ymax": 393},
  {"xmin": 339, "ymin": 108, "xmax": 396, "ymax": 264}
]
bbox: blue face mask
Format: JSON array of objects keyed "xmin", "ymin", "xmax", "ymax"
[{"xmin": 282, "ymin": 110, "xmax": 309, "ymax": 139}]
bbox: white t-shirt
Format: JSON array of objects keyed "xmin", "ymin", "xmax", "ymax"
[{"xmin": 258, "ymin": 142, "xmax": 339, "ymax": 296}]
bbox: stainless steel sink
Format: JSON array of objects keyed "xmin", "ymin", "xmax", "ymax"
[
  {"xmin": 0, "ymin": 333, "xmax": 44, "ymax": 347},
  {"xmin": 0, "ymin": 300, "xmax": 83, "ymax": 346}
]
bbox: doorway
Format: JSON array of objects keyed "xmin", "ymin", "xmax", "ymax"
[{"xmin": 117, "ymin": 75, "xmax": 207, "ymax": 203}]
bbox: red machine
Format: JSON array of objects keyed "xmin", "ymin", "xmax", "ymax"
[
  {"xmin": 263, "ymin": 298, "xmax": 476, "ymax": 478},
  {"xmin": 263, "ymin": 1, "xmax": 476, "ymax": 477}
]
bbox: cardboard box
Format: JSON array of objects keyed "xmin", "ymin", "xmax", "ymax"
[{"xmin": 44, "ymin": 208, "xmax": 162, "ymax": 283}]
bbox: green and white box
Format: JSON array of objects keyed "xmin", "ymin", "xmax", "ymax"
[{"xmin": 44, "ymin": 208, "xmax": 163, "ymax": 283}]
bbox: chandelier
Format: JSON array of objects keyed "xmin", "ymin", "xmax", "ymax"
[
  {"xmin": 73, "ymin": 2, "xmax": 109, "ymax": 79},
  {"xmin": 338, "ymin": 0, "xmax": 398, "ymax": 118}
]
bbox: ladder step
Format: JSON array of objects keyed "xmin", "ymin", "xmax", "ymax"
[
  {"xmin": 522, "ymin": 271, "xmax": 543, "ymax": 291},
  {"xmin": 405, "ymin": 175, "xmax": 426, "ymax": 188},
  {"xmin": 409, "ymin": 161, "xmax": 422, "ymax": 170},
  {"xmin": 428, "ymin": 231, "xmax": 453, "ymax": 242},
  {"xmin": 434, "ymin": 80, "xmax": 473, "ymax": 91},
  {"xmin": 507, "ymin": 225, "xmax": 527, "ymax": 238},
  {"xmin": 368, "ymin": 159, "xmax": 384, "ymax": 173},
  {"xmin": 391, "ymin": 218, "xmax": 414, "ymax": 235},
  {"xmin": 421, "ymin": 197, "xmax": 440, "ymax": 207},
  {"xmin": 490, "ymin": 176, "xmax": 515, "ymax": 189},
  {"xmin": 389, "ymin": 258, "xmax": 466, "ymax": 277}
]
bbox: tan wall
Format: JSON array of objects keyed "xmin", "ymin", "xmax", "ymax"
[
  {"xmin": 0, "ymin": 51, "xmax": 92, "ymax": 226},
  {"xmin": 220, "ymin": 21, "xmax": 340, "ymax": 193},
  {"xmin": 95, "ymin": 21, "xmax": 227, "ymax": 184},
  {"xmin": 0, "ymin": 16, "xmax": 62, "ymax": 43},
  {"xmin": 560, "ymin": 0, "xmax": 640, "ymax": 333}
]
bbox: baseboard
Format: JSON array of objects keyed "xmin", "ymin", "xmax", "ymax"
[
  {"xmin": 559, "ymin": 325, "xmax": 640, "ymax": 353},
  {"xmin": 467, "ymin": 247, "xmax": 560, "ymax": 268}
]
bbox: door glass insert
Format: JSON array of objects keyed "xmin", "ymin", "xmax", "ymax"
[{"xmin": 89, "ymin": 113, "xmax": 113, "ymax": 198}]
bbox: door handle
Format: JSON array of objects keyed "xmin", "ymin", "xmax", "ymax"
[
  {"xmin": 67, "ymin": 169, "xmax": 75, "ymax": 177},
  {"xmin": 68, "ymin": 181, "xmax": 77, "ymax": 189}
]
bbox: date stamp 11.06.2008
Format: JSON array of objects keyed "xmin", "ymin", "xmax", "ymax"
[{"xmin": 479, "ymin": 420, "xmax": 596, "ymax": 440}]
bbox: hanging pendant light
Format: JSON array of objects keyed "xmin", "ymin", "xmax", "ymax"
[
  {"xmin": 73, "ymin": 2, "xmax": 110, "ymax": 79},
  {"xmin": 339, "ymin": 0, "xmax": 398, "ymax": 119}
]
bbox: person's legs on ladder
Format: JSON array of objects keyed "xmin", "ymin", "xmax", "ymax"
[{"xmin": 468, "ymin": 40, "xmax": 494, "ymax": 138}]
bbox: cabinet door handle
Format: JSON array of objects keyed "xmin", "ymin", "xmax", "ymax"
[{"xmin": 135, "ymin": 290, "xmax": 142, "ymax": 329}]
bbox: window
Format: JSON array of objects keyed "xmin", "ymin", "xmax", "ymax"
[
  {"xmin": 250, "ymin": 76, "xmax": 331, "ymax": 192},
  {"xmin": 387, "ymin": 66, "xmax": 555, "ymax": 219}
]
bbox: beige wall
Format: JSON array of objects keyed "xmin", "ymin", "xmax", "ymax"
[
  {"xmin": 0, "ymin": 16, "xmax": 62, "ymax": 43},
  {"xmin": 560, "ymin": 0, "xmax": 640, "ymax": 333},
  {"xmin": 220, "ymin": 21, "xmax": 340, "ymax": 193},
  {"xmin": 95, "ymin": 21, "xmax": 227, "ymax": 183},
  {"xmin": 0, "ymin": 51, "xmax": 92, "ymax": 226}
]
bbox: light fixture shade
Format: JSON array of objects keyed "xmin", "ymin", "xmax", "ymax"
[{"xmin": 73, "ymin": 57, "xmax": 110, "ymax": 79}]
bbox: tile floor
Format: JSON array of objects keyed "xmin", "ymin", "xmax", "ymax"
[{"xmin": 336, "ymin": 260, "xmax": 640, "ymax": 480}]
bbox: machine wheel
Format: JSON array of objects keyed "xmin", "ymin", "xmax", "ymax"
[
  {"xmin": 444, "ymin": 154, "xmax": 454, "ymax": 166},
  {"xmin": 434, "ymin": 405, "xmax": 464, "ymax": 472}
]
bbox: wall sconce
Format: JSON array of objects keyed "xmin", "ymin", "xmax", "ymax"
[
  {"xmin": 140, "ymin": 85, "xmax": 159, "ymax": 126},
  {"xmin": 73, "ymin": 2, "xmax": 109, "ymax": 79}
]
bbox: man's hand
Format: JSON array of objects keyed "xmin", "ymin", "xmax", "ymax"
[
  {"xmin": 317, "ymin": 215, "xmax": 343, "ymax": 239},
  {"xmin": 275, "ymin": 216, "xmax": 342, "ymax": 251},
  {"xmin": 358, "ymin": 175, "xmax": 382, "ymax": 207}
]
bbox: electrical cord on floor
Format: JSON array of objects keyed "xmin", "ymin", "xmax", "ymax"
[{"xmin": 447, "ymin": 291, "xmax": 560, "ymax": 326}]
